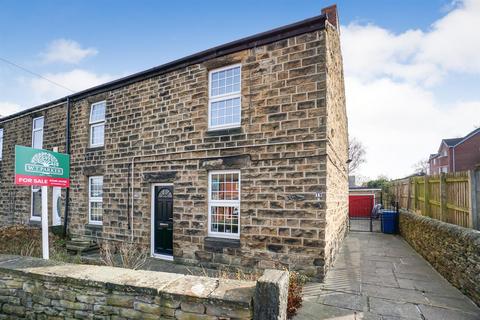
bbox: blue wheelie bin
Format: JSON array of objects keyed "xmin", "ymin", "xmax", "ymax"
[{"xmin": 381, "ymin": 210, "xmax": 398, "ymax": 234}]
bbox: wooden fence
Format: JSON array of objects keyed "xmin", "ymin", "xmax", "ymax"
[{"xmin": 391, "ymin": 169, "xmax": 480, "ymax": 229}]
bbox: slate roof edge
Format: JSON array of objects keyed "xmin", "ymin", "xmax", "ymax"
[{"xmin": 0, "ymin": 14, "xmax": 326, "ymax": 123}]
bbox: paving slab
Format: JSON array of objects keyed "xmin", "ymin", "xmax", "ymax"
[{"xmin": 294, "ymin": 232, "xmax": 480, "ymax": 320}]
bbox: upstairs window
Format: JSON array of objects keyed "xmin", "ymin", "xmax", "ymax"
[
  {"xmin": 32, "ymin": 116, "xmax": 44, "ymax": 149},
  {"xmin": 208, "ymin": 65, "xmax": 241, "ymax": 130},
  {"xmin": 208, "ymin": 170, "xmax": 240, "ymax": 239},
  {"xmin": 89, "ymin": 176, "xmax": 103, "ymax": 225},
  {"xmin": 0, "ymin": 128, "xmax": 3, "ymax": 160},
  {"xmin": 89, "ymin": 101, "xmax": 106, "ymax": 147}
]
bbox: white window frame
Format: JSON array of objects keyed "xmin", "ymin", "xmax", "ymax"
[
  {"xmin": 88, "ymin": 176, "xmax": 103, "ymax": 225},
  {"xmin": 30, "ymin": 186, "xmax": 41, "ymax": 221},
  {"xmin": 32, "ymin": 116, "xmax": 44, "ymax": 149},
  {"xmin": 0, "ymin": 128, "xmax": 3, "ymax": 160},
  {"xmin": 89, "ymin": 101, "xmax": 106, "ymax": 148},
  {"xmin": 208, "ymin": 170, "xmax": 241, "ymax": 239},
  {"xmin": 208, "ymin": 64, "xmax": 242, "ymax": 130}
]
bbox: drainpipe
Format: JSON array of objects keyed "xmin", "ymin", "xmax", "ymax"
[
  {"xmin": 130, "ymin": 155, "xmax": 140, "ymax": 242},
  {"xmin": 63, "ymin": 97, "xmax": 71, "ymax": 237},
  {"xmin": 452, "ymin": 147, "xmax": 456, "ymax": 172}
]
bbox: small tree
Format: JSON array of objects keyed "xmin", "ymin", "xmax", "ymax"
[
  {"xmin": 412, "ymin": 158, "xmax": 429, "ymax": 175},
  {"xmin": 364, "ymin": 175, "xmax": 392, "ymax": 205},
  {"xmin": 348, "ymin": 137, "xmax": 366, "ymax": 174},
  {"xmin": 364, "ymin": 175, "xmax": 391, "ymax": 191}
]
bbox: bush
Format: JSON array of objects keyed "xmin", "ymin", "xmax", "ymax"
[
  {"xmin": 100, "ymin": 241, "xmax": 148, "ymax": 270},
  {"xmin": 287, "ymin": 271, "xmax": 308, "ymax": 319}
]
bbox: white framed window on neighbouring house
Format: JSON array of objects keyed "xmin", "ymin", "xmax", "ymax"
[
  {"xmin": 89, "ymin": 101, "xmax": 106, "ymax": 147},
  {"xmin": 89, "ymin": 176, "xmax": 103, "ymax": 225},
  {"xmin": 208, "ymin": 65, "xmax": 241, "ymax": 130},
  {"xmin": 208, "ymin": 170, "xmax": 240, "ymax": 239},
  {"xmin": 0, "ymin": 128, "xmax": 3, "ymax": 160}
]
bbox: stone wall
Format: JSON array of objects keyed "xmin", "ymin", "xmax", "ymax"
[
  {"xmin": 0, "ymin": 255, "xmax": 289, "ymax": 319},
  {"xmin": 399, "ymin": 211, "xmax": 480, "ymax": 306},
  {"xmin": 323, "ymin": 23, "xmax": 349, "ymax": 273}
]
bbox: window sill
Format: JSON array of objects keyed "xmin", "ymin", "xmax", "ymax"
[
  {"xmin": 85, "ymin": 223, "xmax": 103, "ymax": 229},
  {"xmin": 86, "ymin": 146, "xmax": 105, "ymax": 152},
  {"xmin": 206, "ymin": 127, "xmax": 242, "ymax": 136},
  {"xmin": 204, "ymin": 236, "xmax": 240, "ymax": 249},
  {"xmin": 29, "ymin": 219, "xmax": 41, "ymax": 226}
]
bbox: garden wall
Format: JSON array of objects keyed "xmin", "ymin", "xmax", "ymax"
[
  {"xmin": 0, "ymin": 254, "xmax": 288, "ymax": 319},
  {"xmin": 399, "ymin": 210, "xmax": 480, "ymax": 306}
]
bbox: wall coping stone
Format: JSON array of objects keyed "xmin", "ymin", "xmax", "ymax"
[{"xmin": 253, "ymin": 269, "xmax": 289, "ymax": 320}]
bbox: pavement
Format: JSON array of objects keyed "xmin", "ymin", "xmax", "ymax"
[{"xmin": 294, "ymin": 231, "xmax": 480, "ymax": 320}]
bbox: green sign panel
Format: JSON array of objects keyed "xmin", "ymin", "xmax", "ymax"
[{"xmin": 15, "ymin": 145, "xmax": 70, "ymax": 188}]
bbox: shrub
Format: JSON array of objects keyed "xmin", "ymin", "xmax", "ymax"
[
  {"xmin": 100, "ymin": 241, "xmax": 148, "ymax": 270},
  {"xmin": 287, "ymin": 271, "xmax": 308, "ymax": 319}
]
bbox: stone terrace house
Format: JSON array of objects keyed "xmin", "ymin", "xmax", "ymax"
[{"xmin": 0, "ymin": 5, "xmax": 348, "ymax": 279}]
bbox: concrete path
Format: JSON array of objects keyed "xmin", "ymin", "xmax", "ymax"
[{"xmin": 295, "ymin": 232, "xmax": 480, "ymax": 320}]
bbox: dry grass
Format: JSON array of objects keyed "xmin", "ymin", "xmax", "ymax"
[
  {"xmin": 0, "ymin": 225, "xmax": 65, "ymax": 258},
  {"xmin": 186, "ymin": 265, "xmax": 261, "ymax": 281},
  {"xmin": 100, "ymin": 241, "xmax": 148, "ymax": 270}
]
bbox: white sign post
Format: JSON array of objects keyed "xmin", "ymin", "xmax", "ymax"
[
  {"xmin": 41, "ymin": 186, "xmax": 49, "ymax": 260},
  {"xmin": 14, "ymin": 145, "xmax": 70, "ymax": 261}
]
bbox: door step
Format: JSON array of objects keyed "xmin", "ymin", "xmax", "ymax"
[{"xmin": 66, "ymin": 237, "xmax": 99, "ymax": 254}]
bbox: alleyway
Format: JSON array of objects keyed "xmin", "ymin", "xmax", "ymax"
[{"xmin": 295, "ymin": 232, "xmax": 480, "ymax": 320}]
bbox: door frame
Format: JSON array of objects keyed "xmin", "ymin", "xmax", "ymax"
[{"xmin": 150, "ymin": 183, "xmax": 174, "ymax": 261}]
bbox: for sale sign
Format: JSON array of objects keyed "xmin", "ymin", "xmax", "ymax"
[{"xmin": 15, "ymin": 145, "xmax": 70, "ymax": 188}]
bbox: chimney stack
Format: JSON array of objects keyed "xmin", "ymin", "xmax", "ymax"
[{"xmin": 321, "ymin": 4, "xmax": 339, "ymax": 29}]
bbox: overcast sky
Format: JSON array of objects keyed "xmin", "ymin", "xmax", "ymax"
[{"xmin": 1, "ymin": 0, "xmax": 479, "ymax": 180}]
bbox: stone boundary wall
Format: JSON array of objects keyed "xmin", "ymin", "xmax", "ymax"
[
  {"xmin": 0, "ymin": 255, "xmax": 288, "ymax": 319},
  {"xmin": 399, "ymin": 210, "xmax": 480, "ymax": 306}
]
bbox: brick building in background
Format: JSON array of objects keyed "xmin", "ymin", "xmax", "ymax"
[
  {"xmin": 429, "ymin": 128, "xmax": 480, "ymax": 175},
  {"xmin": 0, "ymin": 5, "xmax": 348, "ymax": 279}
]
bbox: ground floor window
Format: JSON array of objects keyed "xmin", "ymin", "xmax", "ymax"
[
  {"xmin": 31, "ymin": 186, "xmax": 41, "ymax": 221},
  {"xmin": 208, "ymin": 170, "xmax": 240, "ymax": 239},
  {"xmin": 89, "ymin": 176, "xmax": 103, "ymax": 225}
]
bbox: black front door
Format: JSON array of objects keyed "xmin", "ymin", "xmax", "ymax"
[{"xmin": 154, "ymin": 185, "xmax": 173, "ymax": 255}]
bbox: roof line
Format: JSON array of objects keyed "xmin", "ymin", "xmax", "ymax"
[
  {"xmin": 453, "ymin": 128, "xmax": 480, "ymax": 148},
  {"xmin": 0, "ymin": 13, "xmax": 326, "ymax": 123}
]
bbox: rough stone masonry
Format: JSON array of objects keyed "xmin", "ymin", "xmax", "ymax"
[
  {"xmin": 400, "ymin": 210, "xmax": 480, "ymax": 306},
  {"xmin": 0, "ymin": 6, "xmax": 348, "ymax": 280},
  {"xmin": 0, "ymin": 254, "xmax": 290, "ymax": 320}
]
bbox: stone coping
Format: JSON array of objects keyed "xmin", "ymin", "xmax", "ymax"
[
  {"xmin": 399, "ymin": 209, "xmax": 480, "ymax": 243},
  {"xmin": 0, "ymin": 254, "xmax": 255, "ymax": 307}
]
